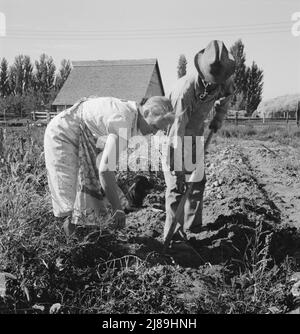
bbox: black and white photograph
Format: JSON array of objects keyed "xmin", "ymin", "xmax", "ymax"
[{"xmin": 0, "ymin": 0, "xmax": 300, "ymax": 318}]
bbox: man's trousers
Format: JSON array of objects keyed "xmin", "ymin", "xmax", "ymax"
[{"xmin": 164, "ymin": 169, "xmax": 206, "ymax": 241}]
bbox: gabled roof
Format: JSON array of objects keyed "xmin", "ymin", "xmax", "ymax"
[{"xmin": 52, "ymin": 59, "xmax": 164, "ymax": 106}]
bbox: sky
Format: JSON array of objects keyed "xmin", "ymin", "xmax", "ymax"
[{"xmin": 0, "ymin": 0, "xmax": 299, "ymax": 100}]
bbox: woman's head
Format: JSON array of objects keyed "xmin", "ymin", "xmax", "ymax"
[{"xmin": 140, "ymin": 96, "xmax": 174, "ymax": 134}]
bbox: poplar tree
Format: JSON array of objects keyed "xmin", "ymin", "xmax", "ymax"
[
  {"xmin": 55, "ymin": 59, "xmax": 72, "ymax": 91},
  {"xmin": 0, "ymin": 58, "xmax": 10, "ymax": 97},
  {"xmin": 34, "ymin": 53, "xmax": 56, "ymax": 104},
  {"xmin": 177, "ymin": 54, "xmax": 187, "ymax": 79},
  {"xmin": 245, "ymin": 62, "xmax": 264, "ymax": 115}
]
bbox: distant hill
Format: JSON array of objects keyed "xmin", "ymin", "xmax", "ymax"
[{"xmin": 257, "ymin": 94, "xmax": 300, "ymax": 118}]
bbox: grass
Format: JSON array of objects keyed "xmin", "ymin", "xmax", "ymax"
[
  {"xmin": 217, "ymin": 123, "xmax": 300, "ymax": 147},
  {"xmin": 0, "ymin": 125, "xmax": 299, "ymax": 314}
]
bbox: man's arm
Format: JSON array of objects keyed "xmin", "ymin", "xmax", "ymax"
[
  {"xmin": 209, "ymin": 78, "xmax": 235, "ymax": 133},
  {"xmin": 167, "ymin": 98, "xmax": 189, "ymax": 171},
  {"xmin": 166, "ymin": 76, "xmax": 196, "ymax": 170},
  {"xmin": 168, "ymin": 101, "xmax": 189, "ymax": 144}
]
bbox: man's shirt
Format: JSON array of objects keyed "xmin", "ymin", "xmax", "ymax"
[
  {"xmin": 168, "ymin": 73, "xmax": 234, "ymax": 140},
  {"xmin": 167, "ymin": 73, "xmax": 234, "ymax": 172}
]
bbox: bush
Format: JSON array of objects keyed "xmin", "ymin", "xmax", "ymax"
[{"xmin": 0, "ymin": 93, "xmax": 41, "ymax": 118}]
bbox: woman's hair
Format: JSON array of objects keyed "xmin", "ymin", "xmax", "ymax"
[{"xmin": 141, "ymin": 96, "xmax": 175, "ymax": 122}]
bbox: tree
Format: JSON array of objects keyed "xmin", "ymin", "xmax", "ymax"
[
  {"xmin": 9, "ymin": 55, "xmax": 24, "ymax": 95},
  {"xmin": 55, "ymin": 59, "xmax": 72, "ymax": 91},
  {"xmin": 245, "ymin": 62, "xmax": 263, "ymax": 115},
  {"xmin": 0, "ymin": 54, "xmax": 73, "ymax": 117},
  {"xmin": 0, "ymin": 58, "xmax": 10, "ymax": 97},
  {"xmin": 177, "ymin": 54, "xmax": 187, "ymax": 79},
  {"xmin": 230, "ymin": 39, "xmax": 248, "ymax": 110},
  {"xmin": 8, "ymin": 55, "xmax": 33, "ymax": 96},
  {"xmin": 23, "ymin": 55, "xmax": 34, "ymax": 93},
  {"xmin": 34, "ymin": 53, "xmax": 56, "ymax": 105}
]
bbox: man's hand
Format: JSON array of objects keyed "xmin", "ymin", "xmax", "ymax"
[
  {"xmin": 209, "ymin": 118, "xmax": 222, "ymax": 133},
  {"xmin": 210, "ymin": 92, "xmax": 233, "ymax": 133}
]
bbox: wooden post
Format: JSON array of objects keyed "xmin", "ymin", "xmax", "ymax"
[
  {"xmin": 46, "ymin": 109, "xmax": 51, "ymax": 123},
  {"xmin": 235, "ymin": 111, "xmax": 238, "ymax": 126},
  {"xmin": 0, "ymin": 127, "xmax": 3, "ymax": 157},
  {"xmin": 19, "ymin": 137, "xmax": 24, "ymax": 160},
  {"xmin": 32, "ymin": 110, "xmax": 36, "ymax": 121},
  {"xmin": 297, "ymin": 101, "xmax": 300, "ymax": 128}
]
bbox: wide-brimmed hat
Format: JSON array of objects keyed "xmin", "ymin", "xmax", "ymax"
[{"xmin": 194, "ymin": 40, "xmax": 236, "ymax": 84}]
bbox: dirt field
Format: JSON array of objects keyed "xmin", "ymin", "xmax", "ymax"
[
  {"xmin": 0, "ymin": 126, "xmax": 300, "ymax": 313},
  {"xmin": 120, "ymin": 137, "xmax": 300, "ymax": 265}
]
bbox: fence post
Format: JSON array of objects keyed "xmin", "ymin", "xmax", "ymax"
[
  {"xmin": 297, "ymin": 100, "xmax": 300, "ymax": 128},
  {"xmin": 0, "ymin": 127, "xmax": 3, "ymax": 157},
  {"xmin": 32, "ymin": 110, "xmax": 36, "ymax": 121},
  {"xmin": 46, "ymin": 110, "xmax": 51, "ymax": 123},
  {"xmin": 235, "ymin": 111, "xmax": 238, "ymax": 126}
]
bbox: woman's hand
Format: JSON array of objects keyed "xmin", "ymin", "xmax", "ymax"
[{"xmin": 110, "ymin": 209, "xmax": 126, "ymax": 230}]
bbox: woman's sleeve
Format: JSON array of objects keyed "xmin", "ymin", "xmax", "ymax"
[{"xmin": 106, "ymin": 113, "xmax": 131, "ymax": 141}]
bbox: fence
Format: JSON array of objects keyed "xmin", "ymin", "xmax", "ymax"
[
  {"xmin": 0, "ymin": 110, "xmax": 59, "ymax": 126},
  {"xmin": 0, "ymin": 112, "xmax": 19, "ymax": 122},
  {"xmin": 224, "ymin": 109, "xmax": 300, "ymax": 127},
  {"xmin": 224, "ymin": 117, "xmax": 298, "ymax": 126},
  {"xmin": 1, "ymin": 108, "xmax": 299, "ymax": 128},
  {"xmin": 225, "ymin": 101, "xmax": 300, "ymax": 127},
  {"xmin": 30, "ymin": 110, "xmax": 58, "ymax": 122},
  {"xmin": 0, "ymin": 111, "xmax": 30, "ymax": 126}
]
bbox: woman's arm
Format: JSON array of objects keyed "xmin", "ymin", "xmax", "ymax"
[
  {"xmin": 98, "ymin": 133, "xmax": 127, "ymax": 229},
  {"xmin": 98, "ymin": 133, "xmax": 124, "ymax": 211},
  {"xmin": 100, "ymin": 170, "xmax": 122, "ymax": 211}
]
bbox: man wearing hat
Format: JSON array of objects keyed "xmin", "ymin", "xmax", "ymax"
[{"xmin": 164, "ymin": 40, "xmax": 236, "ymax": 243}]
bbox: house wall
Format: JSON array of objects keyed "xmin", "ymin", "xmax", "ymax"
[{"xmin": 145, "ymin": 67, "xmax": 164, "ymax": 98}]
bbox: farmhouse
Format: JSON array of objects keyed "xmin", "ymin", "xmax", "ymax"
[{"xmin": 52, "ymin": 59, "xmax": 165, "ymax": 112}]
